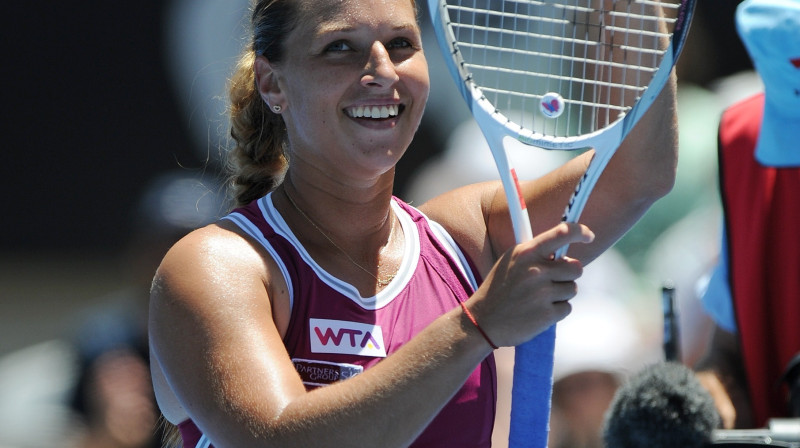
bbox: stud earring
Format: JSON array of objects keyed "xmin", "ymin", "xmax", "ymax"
[{"xmin": 272, "ymin": 104, "xmax": 282, "ymax": 113}]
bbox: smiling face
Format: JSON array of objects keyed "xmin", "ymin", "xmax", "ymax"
[{"xmin": 263, "ymin": 0, "xmax": 430, "ymax": 181}]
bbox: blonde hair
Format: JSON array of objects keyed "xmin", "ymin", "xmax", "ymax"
[
  {"xmin": 225, "ymin": 0, "xmax": 299, "ymax": 207},
  {"xmin": 225, "ymin": 51, "xmax": 288, "ymax": 207},
  {"xmin": 158, "ymin": 416, "xmax": 183, "ymax": 448}
]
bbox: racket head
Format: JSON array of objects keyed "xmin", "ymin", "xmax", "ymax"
[{"xmin": 428, "ymin": 0, "xmax": 696, "ymax": 151}]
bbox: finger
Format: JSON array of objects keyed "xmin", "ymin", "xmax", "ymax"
[
  {"xmin": 551, "ymin": 300, "xmax": 573, "ymax": 321},
  {"xmin": 525, "ymin": 222, "xmax": 595, "ymax": 259},
  {"xmin": 547, "ymin": 257, "xmax": 584, "ymax": 283},
  {"xmin": 546, "ymin": 279, "xmax": 579, "ymax": 303},
  {"xmin": 535, "ymin": 297, "xmax": 574, "ymax": 330}
]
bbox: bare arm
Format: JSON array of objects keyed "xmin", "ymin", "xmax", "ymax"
[
  {"xmin": 424, "ymin": 1, "xmax": 679, "ymax": 271},
  {"xmin": 149, "ymin": 221, "xmax": 593, "ymax": 447},
  {"xmin": 424, "ymin": 70, "xmax": 677, "ymax": 276}
]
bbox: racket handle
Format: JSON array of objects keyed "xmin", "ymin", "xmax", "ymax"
[{"xmin": 509, "ymin": 325, "xmax": 556, "ymax": 448}]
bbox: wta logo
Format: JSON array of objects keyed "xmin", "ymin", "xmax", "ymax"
[{"xmin": 310, "ymin": 318, "xmax": 387, "ymax": 357}]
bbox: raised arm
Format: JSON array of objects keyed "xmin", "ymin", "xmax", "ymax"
[
  {"xmin": 424, "ymin": 1, "xmax": 679, "ymax": 270},
  {"xmin": 422, "ymin": 72, "xmax": 677, "ymax": 274},
  {"xmin": 522, "ymin": 74, "xmax": 679, "ymax": 263}
]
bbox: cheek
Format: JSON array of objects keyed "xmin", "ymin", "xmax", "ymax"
[
  {"xmin": 282, "ymin": 74, "xmax": 337, "ymax": 120},
  {"xmin": 400, "ymin": 57, "xmax": 430, "ymax": 106}
]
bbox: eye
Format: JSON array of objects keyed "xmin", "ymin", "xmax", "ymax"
[
  {"xmin": 386, "ymin": 37, "xmax": 413, "ymax": 50},
  {"xmin": 324, "ymin": 40, "xmax": 353, "ymax": 52}
]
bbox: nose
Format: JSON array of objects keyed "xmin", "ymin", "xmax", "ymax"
[{"xmin": 361, "ymin": 42, "xmax": 400, "ymax": 88}]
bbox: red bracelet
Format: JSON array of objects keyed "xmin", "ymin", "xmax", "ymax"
[{"xmin": 459, "ymin": 301, "xmax": 498, "ymax": 349}]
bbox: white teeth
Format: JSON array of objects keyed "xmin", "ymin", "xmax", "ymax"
[{"xmin": 346, "ymin": 104, "xmax": 399, "ymax": 118}]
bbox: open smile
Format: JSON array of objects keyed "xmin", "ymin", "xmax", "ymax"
[{"xmin": 344, "ymin": 104, "xmax": 403, "ymax": 119}]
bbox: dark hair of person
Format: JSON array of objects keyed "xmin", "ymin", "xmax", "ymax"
[{"xmin": 603, "ymin": 361, "xmax": 720, "ymax": 448}]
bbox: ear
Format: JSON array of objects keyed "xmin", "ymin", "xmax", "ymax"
[{"xmin": 254, "ymin": 55, "xmax": 285, "ymax": 110}]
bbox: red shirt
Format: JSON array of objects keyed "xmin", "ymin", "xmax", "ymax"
[{"xmin": 718, "ymin": 93, "xmax": 800, "ymax": 425}]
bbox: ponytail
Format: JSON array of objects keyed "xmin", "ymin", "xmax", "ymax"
[
  {"xmin": 225, "ymin": 50, "xmax": 288, "ymax": 207},
  {"xmin": 225, "ymin": 0, "xmax": 297, "ymax": 207}
]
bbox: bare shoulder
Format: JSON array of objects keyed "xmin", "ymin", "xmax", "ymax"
[
  {"xmin": 151, "ymin": 221, "xmax": 269, "ymax": 306},
  {"xmin": 148, "ymin": 221, "xmax": 302, "ymax": 432},
  {"xmin": 149, "ymin": 220, "xmax": 289, "ymax": 340}
]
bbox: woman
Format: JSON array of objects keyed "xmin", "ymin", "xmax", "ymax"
[{"xmin": 149, "ymin": 0, "xmax": 678, "ymax": 446}]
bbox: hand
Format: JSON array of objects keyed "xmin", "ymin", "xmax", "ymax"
[{"xmin": 467, "ymin": 222, "xmax": 595, "ymax": 347}]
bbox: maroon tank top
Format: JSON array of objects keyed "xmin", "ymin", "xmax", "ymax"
[{"xmin": 178, "ymin": 194, "xmax": 496, "ymax": 447}]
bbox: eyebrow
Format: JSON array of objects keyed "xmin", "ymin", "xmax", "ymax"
[{"xmin": 316, "ymin": 22, "xmax": 419, "ymax": 35}]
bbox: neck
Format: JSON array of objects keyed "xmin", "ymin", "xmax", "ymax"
[
  {"xmin": 281, "ymin": 165, "xmax": 396, "ymax": 241},
  {"xmin": 278, "ymin": 175, "xmax": 402, "ymax": 293}
]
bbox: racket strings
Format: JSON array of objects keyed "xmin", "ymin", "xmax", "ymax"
[{"xmin": 445, "ymin": 0, "xmax": 681, "ymax": 138}]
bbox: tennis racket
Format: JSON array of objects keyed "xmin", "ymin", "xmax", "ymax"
[{"xmin": 426, "ymin": 0, "xmax": 695, "ymax": 446}]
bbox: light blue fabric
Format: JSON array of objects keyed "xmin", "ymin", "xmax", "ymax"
[
  {"xmin": 701, "ymin": 225, "xmax": 738, "ymax": 333},
  {"xmin": 736, "ymin": 0, "xmax": 800, "ymax": 167}
]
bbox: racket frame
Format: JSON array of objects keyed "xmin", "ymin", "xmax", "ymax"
[
  {"xmin": 428, "ymin": 0, "xmax": 691, "ymax": 253},
  {"xmin": 426, "ymin": 0, "xmax": 696, "ymax": 446}
]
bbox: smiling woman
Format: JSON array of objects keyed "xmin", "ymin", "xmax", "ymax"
[
  {"xmin": 148, "ymin": 0, "xmax": 678, "ymax": 446},
  {"xmin": 252, "ymin": 0, "xmax": 429, "ymax": 180}
]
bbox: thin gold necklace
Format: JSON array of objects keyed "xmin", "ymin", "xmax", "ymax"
[{"xmin": 283, "ymin": 189, "xmax": 397, "ymax": 288}]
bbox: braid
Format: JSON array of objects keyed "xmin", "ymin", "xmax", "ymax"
[
  {"xmin": 226, "ymin": 51, "xmax": 288, "ymax": 207},
  {"xmin": 225, "ymin": 0, "xmax": 297, "ymax": 207},
  {"xmin": 158, "ymin": 414, "xmax": 183, "ymax": 448}
]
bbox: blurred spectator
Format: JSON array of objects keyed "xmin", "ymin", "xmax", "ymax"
[
  {"xmin": 67, "ymin": 171, "xmax": 225, "ymax": 448},
  {"xmin": 603, "ymin": 361, "xmax": 720, "ymax": 448},
  {"xmin": 0, "ymin": 171, "xmax": 224, "ymax": 448},
  {"xmin": 70, "ymin": 346, "xmax": 158, "ymax": 448},
  {"xmin": 0, "ymin": 340, "xmax": 83, "ymax": 447},
  {"xmin": 643, "ymin": 204, "xmax": 721, "ymax": 367},
  {"xmin": 695, "ymin": 0, "xmax": 800, "ymax": 430}
]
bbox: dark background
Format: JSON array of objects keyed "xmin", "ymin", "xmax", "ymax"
[
  {"xmin": 1, "ymin": 3, "xmax": 199, "ymax": 256},
  {"xmin": 0, "ymin": 1, "xmax": 752, "ymax": 258}
]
